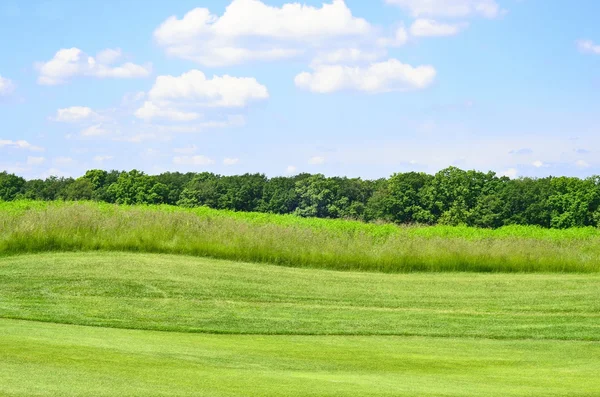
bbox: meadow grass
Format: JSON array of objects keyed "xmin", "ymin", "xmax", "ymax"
[
  {"xmin": 1, "ymin": 252, "xmax": 600, "ymax": 396},
  {"xmin": 1, "ymin": 201, "xmax": 600, "ymax": 272},
  {"xmin": 1, "ymin": 252, "xmax": 599, "ymax": 340}
]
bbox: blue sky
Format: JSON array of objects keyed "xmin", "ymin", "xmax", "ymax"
[{"xmin": 0, "ymin": 0, "xmax": 599, "ymax": 180}]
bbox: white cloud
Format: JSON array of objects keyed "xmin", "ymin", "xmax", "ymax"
[
  {"xmin": 577, "ymin": 40, "xmax": 600, "ymax": 55},
  {"xmin": 39, "ymin": 168, "xmax": 70, "ymax": 179},
  {"xmin": 500, "ymin": 168, "xmax": 518, "ymax": 179},
  {"xmin": 146, "ymin": 70, "xmax": 269, "ymax": 107},
  {"xmin": 95, "ymin": 48, "xmax": 123, "ymax": 64},
  {"xmin": 295, "ymin": 59, "xmax": 436, "ymax": 93},
  {"xmin": 80, "ymin": 124, "xmax": 111, "ymax": 137},
  {"xmin": 576, "ymin": 160, "xmax": 591, "ymax": 169},
  {"xmin": 144, "ymin": 149, "xmax": 160, "ymax": 157},
  {"xmin": 0, "ymin": 139, "xmax": 44, "ymax": 152},
  {"xmin": 308, "ymin": 156, "xmax": 326, "ymax": 165},
  {"xmin": 286, "ymin": 165, "xmax": 298, "ymax": 174},
  {"xmin": 26, "ymin": 156, "xmax": 45, "ymax": 166},
  {"xmin": 135, "ymin": 70, "xmax": 268, "ymax": 121},
  {"xmin": 0, "ymin": 75, "xmax": 16, "ymax": 96},
  {"xmin": 386, "ymin": 0, "xmax": 501, "ymax": 18},
  {"xmin": 154, "ymin": 0, "xmax": 372, "ymax": 67},
  {"xmin": 174, "ymin": 145, "xmax": 198, "ymax": 154},
  {"xmin": 135, "ymin": 101, "xmax": 201, "ymax": 122},
  {"xmin": 392, "ymin": 26, "xmax": 409, "ymax": 46},
  {"xmin": 173, "ymin": 155, "xmax": 215, "ymax": 166},
  {"xmin": 410, "ymin": 19, "xmax": 466, "ymax": 37},
  {"xmin": 374, "ymin": 26, "xmax": 409, "ymax": 48},
  {"xmin": 532, "ymin": 160, "xmax": 545, "ymax": 168},
  {"xmin": 54, "ymin": 157, "xmax": 74, "ymax": 166},
  {"xmin": 112, "ymin": 133, "xmax": 168, "ymax": 144},
  {"xmin": 311, "ymin": 48, "xmax": 386, "ymax": 66},
  {"xmin": 223, "ymin": 157, "xmax": 240, "ymax": 165},
  {"xmin": 54, "ymin": 106, "xmax": 99, "ymax": 122},
  {"xmin": 36, "ymin": 47, "xmax": 151, "ymax": 85},
  {"xmin": 93, "ymin": 155, "xmax": 114, "ymax": 163}
]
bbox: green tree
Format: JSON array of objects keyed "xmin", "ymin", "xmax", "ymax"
[
  {"xmin": 547, "ymin": 177, "xmax": 600, "ymax": 228},
  {"xmin": 62, "ymin": 178, "xmax": 94, "ymax": 201},
  {"xmin": 500, "ymin": 177, "xmax": 553, "ymax": 228},
  {"xmin": 106, "ymin": 170, "xmax": 168, "ymax": 205},
  {"xmin": 155, "ymin": 172, "xmax": 196, "ymax": 205},
  {"xmin": 177, "ymin": 173, "xmax": 221, "ymax": 208},
  {"xmin": 258, "ymin": 177, "xmax": 299, "ymax": 214},
  {"xmin": 385, "ymin": 172, "xmax": 434, "ymax": 224},
  {"xmin": 294, "ymin": 174, "xmax": 337, "ymax": 218},
  {"xmin": 0, "ymin": 172, "xmax": 25, "ymax": 201},
  {"xmin": 217, "ymin": 174, "xmax": 267, "ymax": 212},
  {"xmin": 423, "ymin": 167, "xmax": 498, "ymax": 226}
]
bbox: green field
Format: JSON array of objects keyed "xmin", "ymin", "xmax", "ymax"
[
  {"xmin": 1, "ymin": 252, "xmax": 600, "ymax": 396},
  {"xmin": 2, "ymin": 201, "xmax": 600, "ymax": 272},
  {"xmin": 2, "ymin": 203, "xmax": 599, "ymax": 395}
]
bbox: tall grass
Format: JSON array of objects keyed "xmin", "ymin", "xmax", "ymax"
[{"xmin": 1, "ymin": 201, "xmax": 599, "ymax": 273}]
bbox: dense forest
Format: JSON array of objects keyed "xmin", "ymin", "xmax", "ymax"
[{"xmin": 1, "ymin": 167, "xmax": 600, "ymax": 229}]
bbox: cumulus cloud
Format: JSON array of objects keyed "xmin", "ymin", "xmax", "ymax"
[
  {"xmin": 93, "ymin": 155, "xmax": 114, "ymax": 163},
  {"xmin": 311, "ymin": 48, "xmax": 386, "ymax": 66},
  {"xmin": 174, "ymin": 145, "xmax": 198, "ymax": 154},
  {"xmin": 308, "ymin": 156, "xmax": 326, "ymax": 165},
  {"xmin": 295, "ymin": 59, "xmax": 436, "ymax": 93},
  {"xmin": 80, "ymin": 124, "xmax": 112, "ymax": 137},
  {"xmin": 0, "ymin": 139, "xmax": 44, "ymax": 151},
  {"xmin": 286, "ymin": 165, "xmax": 298, "ymax": 174},
  {"xmin": 385, "ymin": 0, "xmax": 502, "ymax": 19},
  {"xmin": 173, "ymin": 155, "xmax": 215, "ymax": 166},
  {"xmin": 26, "ymin": 156, "xmax": 45, "ymax": 166},
  {"xmin": 53, "ymin": 106, "xmax": 99, "ymax": 122},
  {"xmin": 0, "ymin": 75, "xmax": 16, "ymax": 96},
  {"xmin": 54, "ymin": 157, "xmax": 74, "ymax": 166},
  {"xmin": 410, "ymin": 19, "xmax": 466, "ymax": 37},
  {"xmin": 577, "ymin": 40, "xmax": 600, "ymax": 55},
  {"xmin": 135, "ymin": 102, "xmax": 201, "ymax": 122},
  {"xmin": 95, "ymin": 48, "xmax": 123, "ymax": 64},
  {"xmin": 135, "ymin": 70, "xmax": 269, "ymax": 121},
  {"xmin": 576, "ymin": 160, "xmax": 591, "ymax": 169},
  {"xmin": 154, "ymin": 0, "xmax": 373, "ymax": 66},
  {"xmin": 36, "ymin": 47, "xmax": 151, "ymax": 85},
  {"xmin": 223, "ymin": 157, "xmax": 240, "ymax": 165},
  {"xmin": 500, "ymin": 168, "xmax": 518, "ymax": 179},
  {"xmin": 509, "ymin": 148, "xmax": 533, "ymax": 155},
  {"xmin": 532, "ymin": 160, "xmax": 545, "ymax": 168}
]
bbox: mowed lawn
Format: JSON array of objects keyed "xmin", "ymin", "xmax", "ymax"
[
  {"xmin": 2, "ymin": 318, "xmax": 600, "ymax": 397},
  {"xmin": 1, "ymin": 252, "xmax": 600, "ymax": 396}
]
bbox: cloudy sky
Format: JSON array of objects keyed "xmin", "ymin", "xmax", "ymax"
[{"xmin": 0, "ymin": 0, "xmax": 599, "ymax": 180}]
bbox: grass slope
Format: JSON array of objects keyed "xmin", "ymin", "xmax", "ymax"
[
  {"xmin": 1, "ymin": 201, "xmax": 600, "ymax": 272},
  {"xmin": 1, "ymin": 253, "xmax": 599, "ymax": 340},
  {"xmin": 2, "ymin": 252, "xmax": 600, "ymax": 396},
  {"xmin": 2, "ymin": 318, "xmax": 600, "ymax": 397}
]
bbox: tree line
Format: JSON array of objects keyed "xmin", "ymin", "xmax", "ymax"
[{"xmin": 1, "ymin": 167, "xmax": 600, "ymax": 229}]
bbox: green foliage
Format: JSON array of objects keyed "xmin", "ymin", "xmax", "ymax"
[
  {"xmin": 1, "ymin": 166, "xmax": 600, "ymax": 229},
  {"xmin": 258, "ymin": 176, "xmax": 299, "ymax": 214},
  {"xmin": 294, "ymin": 174, "xmax": 337, "ymax": 218},
  {"xmin": 0, "ymin": 172, "xmax": 25, "ymax": 201},
  {"xmin": 105, "ymin": 170, "xmax": 168, "ymax": 205},
  {"xmin": 62, "ymin": 178, "xmax": 94, "ymax": 201}
]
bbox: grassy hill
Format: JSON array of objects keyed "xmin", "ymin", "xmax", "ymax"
[
  {"xmin": 2, "ymin": 201, "xmax": 600, "ymax": 272},
  {"xmin": 2, "ymin": 203, "xmax": 599, "ymax": 396},
  {"xmin": 1, "ymin": 252, "xmax": 600, "ymax": 396}
]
